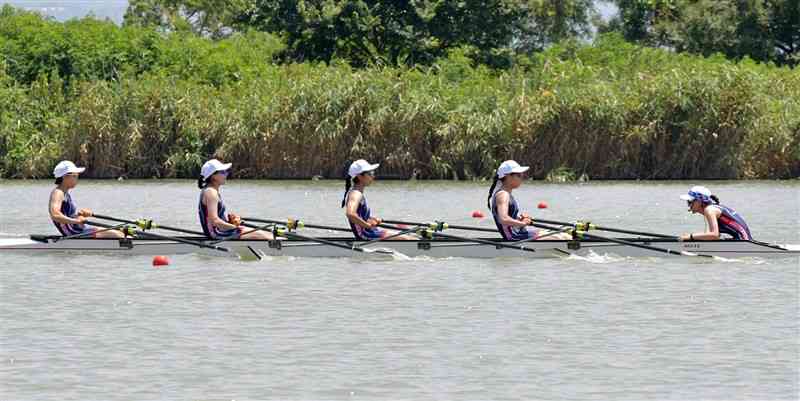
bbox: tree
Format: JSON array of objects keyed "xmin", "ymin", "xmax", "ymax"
[
  {"xmin": 236, "ymin": 0, "xmax": 523, "ymax": 66},
  {"xmin": 236, "ymin": 0, "xmax": 597, "ymax": 66},
  {"xmin": 124, "ymin": 0, "xmax": 248, "ymax": 39},
  {"xmin": 122, "ymin": 0, "xmax": 599, "ymax": 66},
  {"xmin": 606, "ymin": 0, "xmax": 799, "ymax": 66},
  {"xmin": 767, "ymin": 0, "xmax": 800, "ymax": 65},
  {"xmin": 514, "ymin": 0, "xmax": 597, "ymax": 52}
]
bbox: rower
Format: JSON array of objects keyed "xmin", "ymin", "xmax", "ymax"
[
  {"xmin": 679, "ymin": 185, "xmax": 752, "ymax": 241},
  {"xmin": 49, "ymin": 161, "xmax": 125, "ymax": 238},
  {"xmin": 488, "ymin": 160, "xmax": 571, "ymax": 241},
  {"xmin": 342, "ymin": 159, "xmax": 415, "ymax": 240},
  {"xmin": 198, "ymin": 159, "xmax": 273, "ymax": 240}
]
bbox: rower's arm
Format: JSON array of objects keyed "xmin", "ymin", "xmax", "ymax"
[
  {"xmin": 345, "ymin": 191, "xmax": 374, "ymax": 229},
  {"xmin": 49, "ymin": 190, "xmax": 84, "ymax": 225},
  {"xmin": 494, "ymin": 192, "xmax": 530, "ymax": 227},
  {"xmin": 202, "ymin": 189, "xmax": 239, "ymax": 231},
  {"xmin": 696, "ymin": 207, "xmax": 721, "ymax": 240}
]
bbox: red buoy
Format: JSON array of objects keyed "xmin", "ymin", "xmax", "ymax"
[
  {"xmin": 537, "ymin": 202, "xmax": 548, "ymax": 209},
  {"xmin": 152, "ymin": 255, "xmax": 170, "ymax": 267},
  {"xmin": 471, "ymin": 210, "xmax": 485, "ymax": 218}
]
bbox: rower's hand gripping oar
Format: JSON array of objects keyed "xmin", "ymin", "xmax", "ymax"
[{"xmin": 86, "ymin": 221, "xmax": 232, "ymax": 254}]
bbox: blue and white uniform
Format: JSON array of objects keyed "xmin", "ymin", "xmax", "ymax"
[
  {"xmin": 681, "ymin": 186, "xmax": 753, "ymax": 241},
  {"xmin": 491, "ymin": 190, "xmax": 538, "ymax": 241},
  {"xmin": 52, "ymin": 191, "xmax": 96, "ymax": 237},
  {"xmin": 345, "ymin": 189, "xmax": 385, "ymax": 240},
  {"xmin": 712, "ymin": 204, "xmax": 752, "ymax": 240},
  {"xmin": 198, "ymin": 189, "xmax": 241, "ymax": 239}
]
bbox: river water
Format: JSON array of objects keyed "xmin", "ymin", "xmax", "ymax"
[{"xmin": 1, "ymin": 179, "xmax": 798, "ymax": 400}]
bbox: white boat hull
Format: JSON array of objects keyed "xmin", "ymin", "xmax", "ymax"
[{"xmin": 1, "ymin": 236, "xmax": 798, "ymax": 259}]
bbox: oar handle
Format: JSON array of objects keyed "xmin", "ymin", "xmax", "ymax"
[
  {"xmin": 243, "ymin": 217, "xmax": 352, "ymax": 232},
  {"xmin": 530, "ymin": 223, "xmax": 706, "ymax": 257},
  {"xmin": 359, "ymin": 226, "xmax": 421, "ymax": 246},
  {"xmin": 93, "ymin": 214, "xmax": 206, "ymax": 236},
  {"xmin": 380, "ymin": 223, "xmax": 539, "ymax": 254},
  {"xmin": 383, "ymin": 219, "xmax": 497, "ymax": 233},
  {"xmin": 86, "ymin": 221, "xmax": 230, "ymax": 253},
  {"xmin": 56, "ymin": 222, "xmax": 128, "ymax": 241},
  {"xmin": 532, "ymin": 218, "xmax": 676, "ymax": 239},
  {"xmin": 241, "ymin": 223, "xmax": 365, "ymax": 253}
]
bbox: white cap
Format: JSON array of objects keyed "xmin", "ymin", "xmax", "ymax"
[
  {"xmin": 496, "ymin": 160, "xmax": 529, "ymax": 178},
  {"xmin": 680, "ymin": 185, "xmax": 712, "ymax": 202},
  {"xmin": 348, "ymin": 159, "xmax": 380, "ymax": 177},
  {"xmin": 53, "ymin": 160, "xmax": 86, "ymax": 178},
  {"xmin": 200, "ymin": 159, "xmax": 232, "ymax": 180}
]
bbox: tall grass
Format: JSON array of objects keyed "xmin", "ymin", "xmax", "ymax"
[{"xmin": 0, "ymin": 8, "xmax": 797, "ymax": 180}]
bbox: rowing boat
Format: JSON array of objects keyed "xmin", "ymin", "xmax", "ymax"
[{"xmin": 1, "ymin": 235, "xmax": 798, "ymax": 259}]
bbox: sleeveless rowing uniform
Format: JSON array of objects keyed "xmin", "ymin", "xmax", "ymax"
[
  {"xmin": 491, "ymin": 190, "xmax": 538, "ymax": 241},
  {"xmin": 198, "ymin": 189, "xmax": 241, "ymax": 239},
  {"xmin": 711, "ymin": 204, "xmax": 752, "ymax": 240},
  {"xmin": 345, "ymin": 189, "xmax": 386, "ymax": 240},
  {"xmin": 52, "ymin": 191, "xmax": 96, "ymax": 237}
]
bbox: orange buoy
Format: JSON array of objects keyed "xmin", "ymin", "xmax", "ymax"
[
  {"xmin": 152, "ymin": 255, "xmax": 170, "ymax": 267},
  {"xmin": 537, "ymin": 202, "xmax": 548, "ymax": 209},
  {"xmin": 471, "ymin": 210, "xmax": 485, "ymax": 218}
]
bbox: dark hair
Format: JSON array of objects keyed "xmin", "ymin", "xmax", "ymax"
[
  {"xmin": 197, "ymin": 176, "xmax": 209, "ymax": 189},
  {"xmin": 341, "ymin": 176, "xmax": 362, "ymax": 207},
  {"xmin": 486, "ymin": 174, "xmax": 500, "ymax": 209},
  {"xmin": 341, "ymin": 175, "xmax": 351, "ymax": 208},
  {"xmin": 710, "ymin": 195, "xmax": 720, "ymax": 205},
  {"xmin": 55, "ymin": 177, "xmax": 63, "ymax": 185}
]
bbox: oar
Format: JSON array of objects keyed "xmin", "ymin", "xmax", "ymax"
[
  {"xmin": 510, "ymin": 224, "xmax": 573, "ymax": 245},
  {"xmin": 379, "ymin": 223, "xmax": 541, "ymax": 254},
  {"xmin": 384, "ymin": 219, "xmax": 497, "ymax": 233},
  {"xmin": 93, "ymin": 214, "xmax": 205, "ymax": 236},
  {"xmin": 243, "ymin": 217, "xmax": 352, "ymax": 232},
  {"xmin": 531, "ymin": 218, "xmax": 676, "ymax": 239},
  {"xmin": 529, "ymin": 223, "xmax": 711, "ymax": 258},
  {"xmin": 55, "ymin": 222, "xmax": 128, "ymax": 241},
  {"xmin": 357, "ymin": 218, "xmax": 677, "ymax": 239},
  {"xmin": 358, "ymin": 225, "xmax": 422, "ymax": 246},
  {"xmin": 240, "ymin": 223, "xmax": 393, "ymax": 255},
  {"xmin": 86, "ymin": 221, "xmax": 231, "ymax": 254},
  {"xmin": 208, "ymin": 221, "xmax": 277, "ymax": 245}
]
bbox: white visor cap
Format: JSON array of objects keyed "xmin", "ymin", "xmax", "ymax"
[
  {"xmin": 497, "ymin": 160, "xmax": 529, "ymax": 178},
  {"xmin": 53, "ymin": 160, "xmax": 86, "ymax": 178},
  {"xmin": 201, "ymin": 159, "xmax": 232, "ymax": 180},
  {"xmin": 348, "ymin": 159, "xmax": 380, "ymax": 177}
]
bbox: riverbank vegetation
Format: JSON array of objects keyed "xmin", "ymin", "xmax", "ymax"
[{"xmin": 1, "ymin": 4, "xmax": 797, "ymax": 180}]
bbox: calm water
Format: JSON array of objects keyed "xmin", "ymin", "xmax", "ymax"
[{"xmin": 1, "ymin": 179, "xmax": 798, "ymax": 400}]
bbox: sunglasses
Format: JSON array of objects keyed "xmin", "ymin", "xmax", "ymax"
[{"xmin": 362, "ymin": 170, "xmax": 375, "ymax": 177}]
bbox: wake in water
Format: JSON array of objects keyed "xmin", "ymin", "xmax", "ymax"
[
  {"xmin": 563, "ymin": 250, "xmax": 630, "ymax": 264},
  {"xmin": 560, "ymin": 250, "xmax": 769, "ymax": 265}
]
